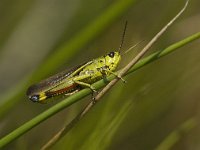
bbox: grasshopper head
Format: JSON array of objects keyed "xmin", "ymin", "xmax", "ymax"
[{"xmin": 104, "ymin": 51, "xmax": 121, "ymax": 71}]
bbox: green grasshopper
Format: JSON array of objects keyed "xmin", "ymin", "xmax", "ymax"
[{"xmin": 27, "ymin": 23, "xmax": 127, "ymax": 103}]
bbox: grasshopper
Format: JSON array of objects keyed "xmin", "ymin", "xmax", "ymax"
[
  {"xmin": 27, "ymin": 23, "xmax": 127, "ymax": 103},
  {"xmin": 26, "ymin": 51, "xmax": 121, "ymax": 103}
]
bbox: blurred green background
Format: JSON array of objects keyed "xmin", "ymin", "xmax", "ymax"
[{"xmin": 0, "ymin": 0, "xmax": 200, "ymax": 149}]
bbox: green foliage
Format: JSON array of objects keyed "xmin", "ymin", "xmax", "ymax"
[{"xmin": 0, "ymin": 0, "xmax": 200, "ymax": 149}]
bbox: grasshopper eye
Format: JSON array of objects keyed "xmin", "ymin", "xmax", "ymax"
[
  {"xmin": 108, "ymin": 52, "xmax": 115, "ymax": 58},
  {"xmin": 29, "ymin": 95, "xmax": 39, "ymax": 102}
]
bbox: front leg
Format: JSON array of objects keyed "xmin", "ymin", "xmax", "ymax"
[{"xmin": 99, "ymin": 67, "xmax": 126, "ymax": 83}]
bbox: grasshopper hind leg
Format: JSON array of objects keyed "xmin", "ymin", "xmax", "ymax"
[
  {"xmin": 73, "ymin": 80, "xmax": 99, "ymax": 102},
  {"xmin": 72, "ymin": 80, "xmax": 97, "ymax": 93}
]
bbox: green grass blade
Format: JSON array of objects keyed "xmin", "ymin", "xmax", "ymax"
[{"xmin": 155, "ymin": 118, "xmax": 196, "ymax": 150}]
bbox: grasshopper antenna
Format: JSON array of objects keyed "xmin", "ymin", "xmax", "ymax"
[
  {"xmin": 118, "ymin": 21, "xmax": 128, "ymax": 53},
  {"xmin": 122, "ymin": 40, "xmax": 145, "ymax": 56}
]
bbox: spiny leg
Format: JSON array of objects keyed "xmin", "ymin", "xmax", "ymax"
[
  {"xmin": 64, "ymin": 89, "xmax": 79, "ymax": 96},
  {"xmin": 73, "ymin": 80, "xmax": 98, "ymax": 102},
  {"xmin": 72, "ymin": 80, "xmax": 97, "ymax": 93}
]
